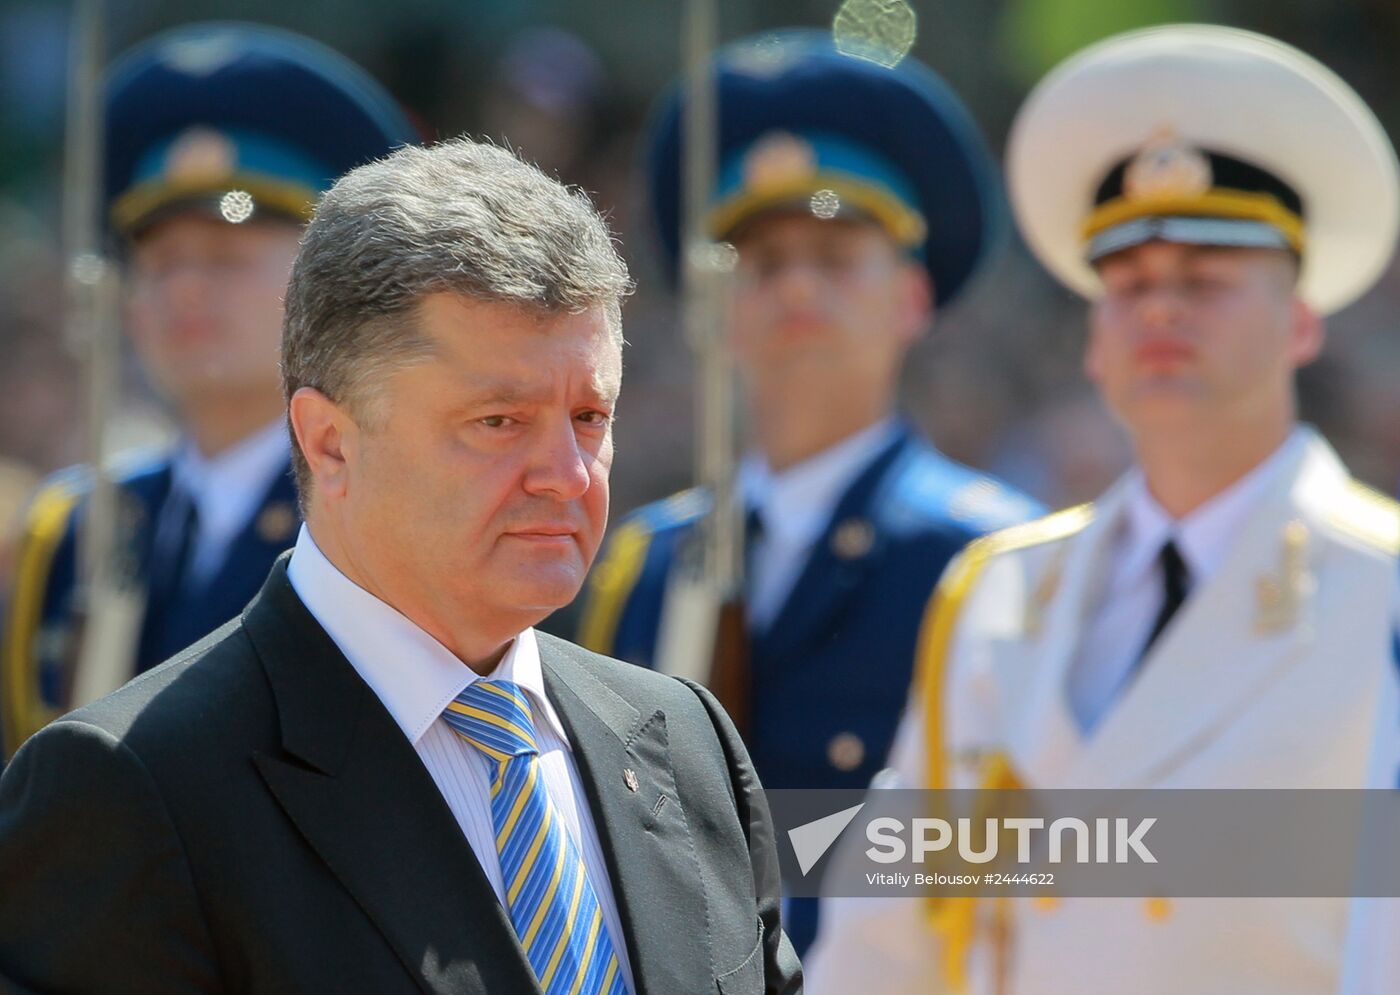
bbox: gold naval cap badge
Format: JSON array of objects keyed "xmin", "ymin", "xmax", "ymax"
[{"xmin": 1123, "ymin": 126, "xmax": 1214, "ymax": 202}]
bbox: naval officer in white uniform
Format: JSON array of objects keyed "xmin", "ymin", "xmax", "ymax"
[{"xmin": 806, "ymin": 24, "xmax": 1400, "ymax": 995}]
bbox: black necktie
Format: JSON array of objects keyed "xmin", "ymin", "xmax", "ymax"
[
  {"xmin": 150, "ymin": 493, "xmax": 201, "ymax": 609},
  {"xmin": 1141, "ymin": 539, "xmax": 1190, "ymax": 658},
  {"xmin": 743, "ymin": 505, "xmax": 765, "ymax": 569}
]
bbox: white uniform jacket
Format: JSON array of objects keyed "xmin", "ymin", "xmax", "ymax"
[{"xmin": 807, "ymin": 430, "xmax": 1400, "ymax": 995}]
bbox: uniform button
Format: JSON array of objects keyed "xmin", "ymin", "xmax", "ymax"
[
  {"xmin": 827, "ymin": 732, "xmax": 866, "ymax": 771},
  {"xmin": 1031, "ymin": 896, "xmax": 1060, "ymax": 914},
  {"xmin": 830, "ymin": 519, "xmax": 875, "ymax": 560},
  {"xmin": 1144, "ymin": 897, "xmax": 1172, "ymax": 922},
  {"xmin": 257, "ymin": 501, "xmax": 298, "ymax": 543}
]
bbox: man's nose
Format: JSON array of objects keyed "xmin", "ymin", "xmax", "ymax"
[
  {"xmin": 768, "ymin": 258, "xmax": 823, "ymax": 308},
  {"xmin": 522, "ymin": 417, "xmax": 592, "ymax": 501},
  {"xmin": 1136, "ymin": 283, "xmax": 1186, "ymax": 330},
  {"xmin": 155, "ymin": 259, "xmax": 218, "ymax": 310}
]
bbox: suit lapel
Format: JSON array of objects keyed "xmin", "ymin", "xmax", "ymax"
[
  {"xmin": 1068, "ymin": 440, "xmax": 1328, "ymax": 788},
  {"xmin": 754, "ymin": 429, "xmax": 912, "ymax": 664},
  {"xmin": 538, "ymin": 636, "xmax": 713, "ymax": 995},
  {"xmin": 244, "ymin": 561, "xmax": 540, "ymax": 995}
]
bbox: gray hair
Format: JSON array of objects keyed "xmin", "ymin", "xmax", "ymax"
[{"xmin": 281, "ymin": 136, "xmax": 632, "ymax": 501}]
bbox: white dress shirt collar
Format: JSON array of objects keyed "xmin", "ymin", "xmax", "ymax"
[
  {"xmin": 171, "ymin": 418, "xmax": 289, "ymax": 520},
  {"xmin": 169, "ymin": 419, "xmax": 291, "ymax": 577},
  {"xmin": 1114, "ymin": 428, "xmax": 1307, "ymax": 588},
  {"xmin": 285, "ymin": 525, "xmax": 569, "ymax": 750},
  {"xmin": 738, "ymin": 416, "xmax": 900, "ymax": 546}
]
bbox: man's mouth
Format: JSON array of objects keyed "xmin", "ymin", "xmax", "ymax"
[{"xmin": 505, "ymin": 525, "xmax": 577, "ymax": 544}]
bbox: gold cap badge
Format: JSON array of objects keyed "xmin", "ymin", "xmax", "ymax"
[
  {"xmin": 743, "ymin": 132, "xmax": 818, "ymax": 193},
  {"xmin": 1124, "ymin": 127, "xmax": 1213, "ymax": 201},
  {"xmin": 163, "ymin": 127, "xmax": 237, "ymax": 184}
]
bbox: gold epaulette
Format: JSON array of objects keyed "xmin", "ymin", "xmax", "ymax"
[
  {"xmin": 966, "ymin": 502, "xmax": 1096, "ymax": 560},
  {"xmin": 1324, "ymin": 480, "xmax": 1400, "ymax": 555},
  {"xmin": 911, "ymin": 503, "xmax": 1093, "ymax": 787},
  {"xmin": 659, "ymin": 487, "xmax": 707, "ymax": 522}
]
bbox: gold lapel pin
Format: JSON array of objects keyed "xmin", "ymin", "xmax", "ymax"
[{"xmin": 623, "ymin": 768, "xmax": 639, "ymax": 793}]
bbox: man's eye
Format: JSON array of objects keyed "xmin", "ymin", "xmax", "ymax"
[
  {"xmin": 740, "ymin": 254, "xmax": 782, "ymax": 281},
  {"xmin": 816, "ymin": 248, "xmax": 855, "ymax": 271},
  {"xmin": 1185, "ymin": 275, "xmax": 1229, "ymax": 293},
  {"xmin": 577, "ymin": 410, "xmax": 611, "ymax": 426},
  {"xmin": 479, "ymin": 416, "xmax": 515, "ymax": 428}
]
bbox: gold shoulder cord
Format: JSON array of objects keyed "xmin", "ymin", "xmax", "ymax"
[
  {"xmin": 1326, "ymin": 480, "xmax": 1400, "ymax": 556},
  {"xmin": 3, "ymin": 485, "xmax": 80, "ymax": 758},
  {"xmin": 909, "ymin": 504, "xmax": 1094, "ymax": 992}
]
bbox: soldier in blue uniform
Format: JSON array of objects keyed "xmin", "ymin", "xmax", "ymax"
[
  {"xmin": 1, "ymin": 23, "xmax": 419, "ymax": 759},
  {"xmin": 576, "ymin": 30, "xmax": 1042, "ymax": 954}
]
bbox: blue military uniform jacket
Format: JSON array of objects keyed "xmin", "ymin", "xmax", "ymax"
[
  {"xmin": 2, "ymin": 452, "xmax": 301, "ymax": 758},
  {"xmin": 577, "ymin": 423, "xmax": 1041, "ymax": 951}
]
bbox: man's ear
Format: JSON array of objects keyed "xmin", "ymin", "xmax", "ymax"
[
  {"xmin": 288, "ymin": 387, "xmax": 357, "ymax": 501},
  {"xmin": 1083, "ymin": 300, "xmax": 1107, "ymax": 385},
  {"xmin": 1288, "ymin": 298, "xmax": 1325, "ymax": 370},
  {"xmin": 900, "ymin": 262, "xmax": 934, "ymax": 343}
]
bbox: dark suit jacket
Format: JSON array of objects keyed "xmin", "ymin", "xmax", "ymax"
[{"xmin": 0, "ymin": 559, "xmax": 801, "ymax": 995}]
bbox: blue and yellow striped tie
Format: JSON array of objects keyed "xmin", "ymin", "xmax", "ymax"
[{"xmin": 444, "ymin": 680, "xmax": 627, "ymax": 995}]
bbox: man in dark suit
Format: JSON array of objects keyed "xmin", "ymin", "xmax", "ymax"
[
  {"xmin": 2, "ymin": 23, "xmax": 421, "ymax": 758},
  {"xmin": 0, "ymin": 136, "xmax": 800, "ymax": 994}
]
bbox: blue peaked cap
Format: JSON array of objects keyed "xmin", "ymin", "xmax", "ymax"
[
  {"xmin": 647, "ymin": 30, "xmax": 1004, "ymax": 305},
  {"xmin": 105, "ymin": 22, "xmax": 420, "ymax": 234}
]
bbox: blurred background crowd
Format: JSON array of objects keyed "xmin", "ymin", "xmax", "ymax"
[{"xmin": 4, "ymin": 0, "xmax": 1400, "ymax": 591}]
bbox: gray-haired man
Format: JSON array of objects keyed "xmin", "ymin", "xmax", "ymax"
[{"xmin": 0, "ymin": 137, "xmax": 800, "ymax": 995}]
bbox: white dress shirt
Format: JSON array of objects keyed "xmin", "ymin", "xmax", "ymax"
[
  {"xmin": 287, "ymin": 526, "xmax": 635, "ymax": 993},
  {"xmin": 166, "ymin": 419, "xmax": 291, "ymax": 584},
  {"xmin": 1067, "ymin": 429, "xmax": 1306, "ymax": 732},
  {"xmin": 738, "ymin": 417, "xmax": 899, "ymax": 630}
]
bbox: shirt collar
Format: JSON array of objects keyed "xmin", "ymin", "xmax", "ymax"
[
  {"xmin": 171, "ymin": 419, "xmax": 289, "ymax": 524},
  {"xmin": 738, "ymin": 416, "xmax": 899, "ymax": 546},
  {"xmin": 285, "ymin": 525, "xmax": 569, "ymax": 750},
  {"xmin": 1117, "ymin": 428, "xmax": 1306, "ymax": 586}
]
